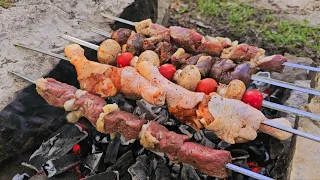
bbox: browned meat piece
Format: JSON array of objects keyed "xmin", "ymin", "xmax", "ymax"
[
  {"xmin": 97, "ymin": 39, "xmax": 121, "ymax": 65},
  {"xmin": 195, "ymin": 56, "xmax": 214, "ymax": 77},
  {"xmin": 73, "ymin": 92, "xmax": 106, "ymax": 125},
  {"xmin": 178, "ymin": 142, "xmax": 231, "ymax": 178},
  {"xmin": 126, "ymin": 32, "xmax": 145, "ymax": 55},
  {"xmin": 198, "ymin": 36, "xmax": 232, "ymax": 56},
  {"xmin": 259, "ymin": 118, "xmax": 292, "ymax": 140},
  {"xmin": 111, "ymin": 28, "xmax": 133, "ymax": 46},
  {"xmin": 220, "ymin": 62, "xmax": 256, "ymax": 86},
  {"xmin": 183, "ymin": 54, "xmax": 204, "ymax": 66},
  {"xmin": 210, "ymin": 59, "xmax": 237, "ymax": 81},
  {"xmin": 221, "ymin": 44, "xmax": 265, "ymax": 62},
  {"xmin": 169, "ymin": 26, "xmax": 203, "ymax": 52},
  {"xmin": 102, "ymin": 111, "xmax": 147, "ymax": 140},
  {"xmin": 154, "ymin": 42, "xmax": 173, "ymax": 64},
  {"xmin": 217, "ymin": 79, "xmax": 246, "ymax": 100},
  {"xmin": 139, "ymin": 121, "xmax": 231, "ymax": 178},
  {"xmin": 210, "ymin": 59, "xmax": 256, "ymax": 86},
  {"xmin": 256, "ymin": 55, "xmax": 287, "ymax": 72},
  {"xmin": 170, "ymin": 48, "xmax": 191, "ymax": 68},
  {"xmin": 35, "ymin": 78, "xmax": 77, "ymax": 108}
]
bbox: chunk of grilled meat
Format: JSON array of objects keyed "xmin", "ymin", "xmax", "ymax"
[
  {"xmin": 198, "ymin": 36, "xmax": 232, "ymax": 56},
  {"xmin": 111, "ymin": 28, "xmax": 133, "ymax": 46},
  {"xmin": 170, "ymin": 48, "xmax": 191, "ymax": 68},
  {"xmin": 169, "ymin": 26, "xmax": 203, "ymax": 52},
  {"xmin": 221, "ymin": 43, "xmax": 265, "ymax": 62},
  {"xmin": 210, "ymin": 59, "xmax": 256, "ymax": 86},
  {"xmin": 255, "ymin": 55, "xmax": 287, "ymax": 72},
  {"xmin": 126, "ymin": 32, "xmax": 145, "ymax": 55},
  {"xmin": 154, "ymin": 42, "xmax": 173, "ymax": 64}
]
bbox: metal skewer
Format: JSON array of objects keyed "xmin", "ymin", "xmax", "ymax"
[
  {"xmin": 101, "ymin": 13, "xmax": 320, "ymax": 73},
  {"xmin": 8, "ymin": 70, "xmax": 274, "ymax": 180},
  {"xmin": 13, "ymin": 45, "xmax": 320, "ymax": 143},
  {"xmin": 60, "ymin": 34, "xmax": 320, "ymax": 97}
]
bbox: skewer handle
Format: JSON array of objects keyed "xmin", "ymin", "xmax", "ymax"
[
  {"xmin": 101, "ymin": 13, "xmax": 135, "ymax": 26},
  {"xmin": 283, "ymin": 62, "xmax": 320, "ymax": 72},
  {"xmin": 61, "ymin": 34, "xmax": 99, "ymax": 51},
  {"xmin": 90, "ymin": 27, "xmax": 112, "ymax": 37},
  {"xmin": 251, "ymin": 75, "xmax": 320, "ymax": 96},
  {"xmin": 14, "ymin": 44, "xmax": 69, "ymax": 61},
  {"xmin": 225, "ymin": 163, "xmax": 274, "ymax": 180}
]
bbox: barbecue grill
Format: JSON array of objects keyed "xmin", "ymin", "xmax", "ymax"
[{"xmin": 2, "ymin": 12, "xmax": 320, "ymax": 180}]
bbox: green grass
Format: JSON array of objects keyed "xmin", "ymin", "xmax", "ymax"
[
  {"xmin": 0, "ymin": 0, "xmax": 13, "ymax": 8},
  {"xmin": 198, "ymin": 0, "xmax": 320, "ymax": 54}
]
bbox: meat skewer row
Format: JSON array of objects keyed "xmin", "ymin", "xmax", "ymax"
[
  {"xmin": 60, "ymin": 34, "xmax": 320, "ymax": 96},
  {"xmin": 6, "ymin": 74, "xmax": 275, "ymax": 180},
  {"xmin": 13, "ymin": 44, "xmax": 320, "ymax": 143},
  {"xmin": 101, "ymin": 13, "xmax": 320, "ymax": 72}
]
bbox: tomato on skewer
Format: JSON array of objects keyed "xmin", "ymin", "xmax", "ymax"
[{"xmin": 241, "ymin": 89, "xmax": 264, "ymax": 109}]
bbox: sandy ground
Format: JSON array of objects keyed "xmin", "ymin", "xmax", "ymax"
[{"xmin": 0, "ymin": 0, "xmax": 136, "ymax": 110}]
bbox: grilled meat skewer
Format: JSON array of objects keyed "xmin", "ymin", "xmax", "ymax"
[
  {"xmin": 64, "ymin": 44, "xmax": 165, "ymax": 106},
  {"xmin": 137, "ymin": 61, "xmax": 292, "ymax": 143},
  {"xmin": 35, "ymin": 77, "xmax": 233, "ymax": 178}
]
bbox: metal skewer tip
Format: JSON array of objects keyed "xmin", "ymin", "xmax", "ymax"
[
  {"xmin": 14, "ymin": 43, "xmax": 69, "ymax": 61},
  {"xmin": 101, "ymin": 13, "xmax": 135, "ymax": 26},
  {"xmin": 9, "ymin": 71, "xmax": 36, "ymax": 84},
  {"xmin": 90, "ymin": 27, "xmax": 111, "ymax": 37},
  {"xmin": 61, "ymin": 34, "xmax": 99, "ymax": 51}
]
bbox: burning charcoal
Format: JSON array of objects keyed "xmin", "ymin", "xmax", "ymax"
[
  {"xmin": 104, "ymin": 135, "xmax": 121, "ymax": 163},
  {"xmin": 179, "ymin": 125, "xmax": 194, "ymax": 138},
  {"xmin": 106, "ymin": 94, "xmax": 135, "ymax": 113},
  {"xmin": 106, "ymin": 150, "xmax": 134, "ymax": 179},
  {"xmin": 128, "ymin": 161, "xmax": 149, "ymax": 180},
  {"xmin": 49, "ymin": 171, "xmax": 80, "ymax": 180},
  {"xmin": 85, "ymin": 153, "xmax": 103, "ymax": 172},
  {"xmin": 217, "ymin": 141, "xmax": 231, "ymax": 150},
  {"xmin": 163, "ymin": 118, "xmax": 178, "ymax": 126},
  {"xmin": 12, "ymin": 173, "xmax": 30, "ymax": 180},
  {"xmin": 193, "ymin": 132, "xmax": 202, "ymax": 141},
  {"xmin": 230, "ymin": 149, "xmax": 249, "ymax": 158},
  {"xmin": 248, "ymin": 146, "xmax": 266, "ymax": 164},
  {"xmin": 23, "ymin": 124, "xmax": 87, "ymax": 172},
  {"xmin": 85, "ymin": 171, "xmax": 119, "ymax": 180},
  {"xmin": 200, "ymin": 136, "xmax": 215, "ymax": 149},
  {"xmin": 136, "ymin": 100, "xmax": 158, "ymax": 120},
  {"xmin": 136, "ymin": 154, "xmax": 154, "ymax": 175},
  {"xmin": 203, "ymin": 130, "xmax": 221, "ymax": 143},
  {"xmin": 154, "ymin": 161, "xmax": 171, "ymax": 180},
  {"xmin": 181, "ymin": 163, "xmax": 201, "ymax": 180},
  {"xmin": 172, "ymin": 163, "xmax": 181, "ymax": 173},
  {"xmin": 43, "ymin": 154, "xmax": 80, "ymax": 178},
  {"xmin": 29, "ymin": 173, "xmax": 47, "ymax": 180},
  {"xmin": 77, "ymin": 163, "xmax": 92, "ymax": 176},
  {"xmin": 154, "ymin": 109, "xmax": 169, "ymax": 124}
]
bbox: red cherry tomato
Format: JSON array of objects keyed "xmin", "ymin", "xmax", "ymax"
[
  {"xmin": 196, "ymin": 78, "xmax": 218, "ymax": 94},
  {"xmin": 159, "ymin": 64, "xmax": 176, "ymax": 80},
  {"xmin": 117, "ymin": 52, "xmax": 134, "ymax": 67},
  {"xmin": 241, "ymin": 89, "xmax": 264, "ymax": 109}
]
